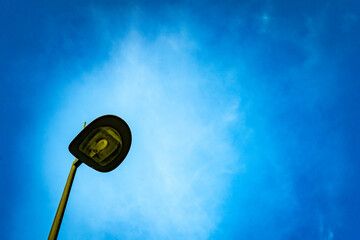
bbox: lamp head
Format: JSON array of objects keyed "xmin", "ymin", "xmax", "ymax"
[{"xmin": 69, "ymin": 115, "xmax": 132, "ymax": 172}]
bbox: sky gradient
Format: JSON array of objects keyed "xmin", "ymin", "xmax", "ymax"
[{"xmin": 1, "ymin": 0, "xmax": 360, "ymax": 239}]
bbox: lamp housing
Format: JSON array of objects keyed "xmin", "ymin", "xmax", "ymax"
[{"xmin": 69, "ymin": 115, "xmax": 131, "ymax": 172}]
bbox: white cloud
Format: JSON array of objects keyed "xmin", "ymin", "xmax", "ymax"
[{"xmin": 44, "ymin": 30, "xmax": 246, "ymax": 239}]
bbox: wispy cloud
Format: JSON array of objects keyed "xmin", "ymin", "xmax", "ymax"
[{"xmin": 43, "ymin": 30, "xmax": 246, "ymax": 239}]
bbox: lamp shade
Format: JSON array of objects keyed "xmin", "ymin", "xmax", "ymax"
[{"xmin": 69, "ymin": 115, "xmax": 132, "ymax": 172}]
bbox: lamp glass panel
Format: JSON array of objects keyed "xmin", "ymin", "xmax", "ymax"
[{"xmin": 79, "ymin": 126, "xmax": 122, "ymax": 166}]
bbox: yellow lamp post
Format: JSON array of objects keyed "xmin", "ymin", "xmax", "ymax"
[{"xmin": 48, "ymin": 115, "xmax": 132, "ymax": 240}]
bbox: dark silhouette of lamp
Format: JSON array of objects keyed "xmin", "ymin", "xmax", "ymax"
[{"xmin": 48, "ymin": 115, "xmax": 131, "ymax": 240}]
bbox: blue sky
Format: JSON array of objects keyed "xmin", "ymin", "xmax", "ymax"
[{"xmin": 1, "ymin": 0, "xmax": 360, "ymax": 239}]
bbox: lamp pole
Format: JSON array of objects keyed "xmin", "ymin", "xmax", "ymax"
[
  {"xmin": 48, "ymin": 122, "xmax": 86, "ymax": 240},
  {"xmin": 48, "ymin": 159, "xmax": 82, "ymax": 240}
]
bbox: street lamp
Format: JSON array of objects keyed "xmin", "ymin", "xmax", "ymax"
[{"xmin": 48, "ymin": 115, "xmax": 132, "ymax": 240}]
